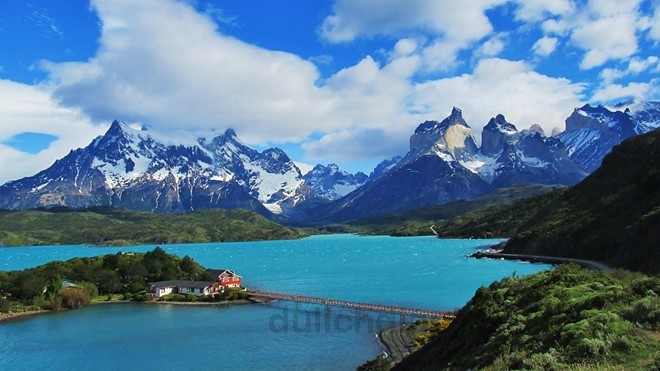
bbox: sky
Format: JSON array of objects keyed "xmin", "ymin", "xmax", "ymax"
[{"xmin": 0, "ymin": 0, "xmax": 658, "ymax": 183}]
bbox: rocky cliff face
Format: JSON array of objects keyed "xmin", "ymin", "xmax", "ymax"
[
  {"xmin": 302, "ymin": 164, "xmax": 368, "ymax": 201},
  {"xmin": 468, "ymin": 115, "xmax": 586, "ymax": 188},
  {"xmin": 556, "ymin": 102, "xmax": 660, "ymax": 172}
]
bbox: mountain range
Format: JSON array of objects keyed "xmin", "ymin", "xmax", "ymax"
[{"xmin": 1, "ymin": 101, "xmax": 658, "ymax": 222}]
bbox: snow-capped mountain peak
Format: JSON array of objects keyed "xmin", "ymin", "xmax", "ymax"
[
  {"xmin": 0, "ymin": 120, "xmax": 304, "ymax": 215},
  {"xmin": 303, "ymin": 163, "xmax": 368, "ymax": 201},
  {"xmin": 557, "ymin": 102, "xmax": 659, "ymax": 172},
  {"xmin": 408, "ymin": 107, "xmax": 478, "ymax": 164}
]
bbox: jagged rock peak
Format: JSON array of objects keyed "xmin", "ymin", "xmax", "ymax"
[
  {"xmin": 414, "ymin": 107, "xmax": 468, "ymax": 135},
  {"xmin": 369, "ymin": 156, "xmax": 402, "ymax": 181},
  {"xmin": 106, "ymin": 120, "xmax": 128, "ymax": 135},
  {"xmin": 481, "ymin": 114, "xmax": 517, "ymax": 156},
  {"xmin": 224, "ymin": 128, "xmax": 237, "ymax": 137},
  {"xmin": 484, "ymin": 114, "xmax": 517, "ymax": 134}
]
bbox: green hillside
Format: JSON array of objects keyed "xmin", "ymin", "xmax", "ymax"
[
  {"xmin": 348, "ymin": 183, "xmax": 561, "ymax": 236},
  {"xmin": 502, "ymin": 128, "xmax": 660, "ymax": 274},
  {"xmin": 0, "ymin": 207, "xmax": 307, "ymax": 246},
  {"xmin": 393, "ymin": 265, "xmax": 659, "ymax": 370}
]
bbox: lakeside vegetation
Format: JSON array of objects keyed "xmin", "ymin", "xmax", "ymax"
[
  {"xmin": 0, "ymin": 247, "xmax": 243, "ymax": 316},
  {"xmin": 0, "ymin": 207, "xmax": 308, "ymax": 247},
  {"xmin": 363, "ymin": 265, "xmax": 659, "ymax": 370}
]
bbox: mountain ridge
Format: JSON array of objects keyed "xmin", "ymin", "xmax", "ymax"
[{"xmin": 1, "ymin": 101, "xmax": 658, "ymax": 222}]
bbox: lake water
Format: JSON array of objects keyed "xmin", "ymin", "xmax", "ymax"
[{"xmin": 0, "ymin": 235, "xmax": 550, "ymax": 370}]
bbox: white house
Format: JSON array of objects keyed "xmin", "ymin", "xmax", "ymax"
[{"xmin": 147, "ymin": 281, "xmax": 218, "ymax": 299}]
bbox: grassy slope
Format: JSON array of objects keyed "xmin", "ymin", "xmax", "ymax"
[
  {"xmin": 347, "ymin": 183, "xmax": 562, "ymax": 236},
  {"xmin": 0, "ymin": 207, "xmax": 307, "ymax": 246},
  {"xmin": 503, "ymin": 128, "xmax": 660, "ymax": 274},
  {"xmin": 394, "ymin": 265, "xmax": 660, "ymax": 371}
]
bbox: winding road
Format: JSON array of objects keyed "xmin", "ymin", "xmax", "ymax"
[{"xmin": 472, "ymin": 251, "xmax": 614, "ymax": 273}]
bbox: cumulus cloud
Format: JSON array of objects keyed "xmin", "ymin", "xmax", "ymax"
[
  {"xmin": 320, "ymin": 0, "xmax": 507, "ymax": 71},
  {"xmin": 474, "ymin": 33, "xmax": 507, "ymax": 58},
  {"xmin": 320, "ymin": 0, "xmax": 503, "ymax": 42},
  {"xmin": 512, "ymin": 0, "xmax": 574, "ymax": 22},
  {"xmin": 42, "ymin": 0, "xmax": 336, "ymax": 144},
  {"xmin": 599, "ymin": 56, "xmax": 660, "ymax": 84},
  {"xmin": 572, "ymin": 14, "xmax": 639, "ymax": 69},
  {"xmin": 0, "ymin": 80, "xmax": 105, "ymax": 184},
  {"xmin": 649, "ymin": 6, "xmax": 660, "ymax": 40},
  {"xmin": 532, "ymin": 36, "xmax": 558, "ymax": 56},
  {"xmin": 409, "ymin": 58, "xmax": 585, "ymax": 135},
  {"xmin": 590, "ymin": 81, "xmax": 653, "ymax": 103}
]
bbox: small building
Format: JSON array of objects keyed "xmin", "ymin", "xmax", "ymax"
[
  {"xmin": 147, "ymin": 281, "xmax": 218, "ymax": 298},
  {"xmin": 207, "ymin": 269, "xmax": 243, "ymax": 288}
]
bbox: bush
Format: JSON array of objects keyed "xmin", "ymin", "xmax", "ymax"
[
  {"xmin": 0, "ymin": 297, "xmax": 10, "ymax": 312},
  {"xmin": 131, "ymin": 293, "xmax": 149, "ymax": 302},
  {"xmin": 123, "ymin": 292, "xmax": 133, "ymax": 301},
  {"xmin": 60, "ymin": 288, "xmax": 88, "ymax": 309}
]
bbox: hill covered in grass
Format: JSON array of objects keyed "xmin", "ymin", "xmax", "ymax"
[
  {"xmin": 343, "ymin": 183, "xmax": 561, "ymax": 236},
  {"xmin": 0, "ymin": 207, "xmax": 307, "ymax": 246},
  {"xmin": 502, "ymin": 128, "xmax": 660, "ymax": 274},
  {"xmin": 393, "ymin": 265, "xmax": 659, "ymax": 370}
]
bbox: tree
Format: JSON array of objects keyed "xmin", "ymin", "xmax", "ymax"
[
  {"xmin": 96, "ymin": 270, "xmax": 122, "ymax": 294},
  {"xmin": 143, "ymin": 247, "xmax": 182, "ymax": 281}
]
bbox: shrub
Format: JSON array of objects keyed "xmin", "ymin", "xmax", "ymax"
[
  {"xmin": 60, "ymin": 288, "xmax": 88, "ymax": 309},
  {"xmin": 131, "ymin": 293, "xmax": 149, "ymax": 302}
]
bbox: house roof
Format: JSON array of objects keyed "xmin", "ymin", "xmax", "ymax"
[
  {"xmin": 148, "ymin": 281, "xmax": 215, "ymax": 288},
  {"xmin": 207, "ymin": 269, "xmax": 239, "ymax": 278}
]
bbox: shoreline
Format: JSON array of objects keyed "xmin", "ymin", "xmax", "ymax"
[
  {"xmin": 0, "ymin": 298, "xmax": 257, "ymax": 323},
  {"xmin": 470, "ymin": 251, "xmax": 614, "ymax": 272},
  {"xmin": 377, "ymin": 323, "xmax": 420, "ymax": 361},
  {"xmin": 0, "ymin": 309, "xmax": 50, "ymax": 323}
]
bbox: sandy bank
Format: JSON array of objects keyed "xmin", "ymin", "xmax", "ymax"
[
  {"xmin": 0, "ymin": 310, "xmax": 50, "ymax": 323},
  {"xmin": 378, "ymin": 323, "xmax": 420, "ymax": 361}
]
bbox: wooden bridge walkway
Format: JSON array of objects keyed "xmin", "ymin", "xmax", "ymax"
[{"xmin": 248, "ymin": 291, "xmax": 455, "ymax": 319}]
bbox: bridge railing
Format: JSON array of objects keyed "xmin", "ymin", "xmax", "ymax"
[{"xmin": 248, "ymin": 290, "xmax": 455, "ymax": 319}]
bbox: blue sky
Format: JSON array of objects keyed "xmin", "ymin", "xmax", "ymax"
[{"xmin": 0, "ymin": 0, "xmax": 658, "ymax": 183}]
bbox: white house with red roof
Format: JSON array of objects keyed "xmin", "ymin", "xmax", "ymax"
[
  {"xmin": 207, "ymin": 269, "xmax": 243, "ymax": 288},
  {"xmin": 146, "ymin": 269, "xmax": 243, "ymax": 299}
]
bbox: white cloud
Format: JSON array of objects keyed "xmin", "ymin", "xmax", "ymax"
[
  {"xmin": 409, "ymin": 58, "xmax": 585, "ymax": 135},
  {"xmin": 512, "ymin": 0, "xmax": 574, "ymax": 22},
  {"xmin": 475, "ymin": 33, "xmax": 507, "ymax": 58},
  {"xmin": 599, "ymin": 56, "xmax": 659, "ymax": 84},
  {"xmin": 590, "ymin": 81, "xmax": 652, "ymax": 103},
  {"xmin": 392, "ymin": 38, "xmax": 419, "ymax": 57},
  {"xmin": 542, "ymin": 19, "xmax": 570, "ymax": 36},
  {"xmin": 302, "ymin": 128, "xmax": 407, "ymax": 161},
  {"xmin": 649, "ymin": 6, "xmax": 660, "ymax": 40},
  {"xmin": 571, "ymin": 14, "xmax": 639, "ymax": 69},
  {"xmin": 532, "ymin": 36, "xmax": 558, "ymax": 56},
  {"xmin": 42, "ymin": 0, "xmax": 337, "ymax": 145},
  {"xmin": 0, "ymin": 80, "xmax": 105, "ymax": 184},
  {"xmin": 320, "ymin": 0, "xmax": 502, "ymax": 42},
  {"xmin": 320, "ymin": 0, "xmax": 507, "ymax": 71}
]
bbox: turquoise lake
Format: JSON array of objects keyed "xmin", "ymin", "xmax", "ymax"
[{"xmin": 0, "ymin": 235, "xmax": 551, "ymax": 370}]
